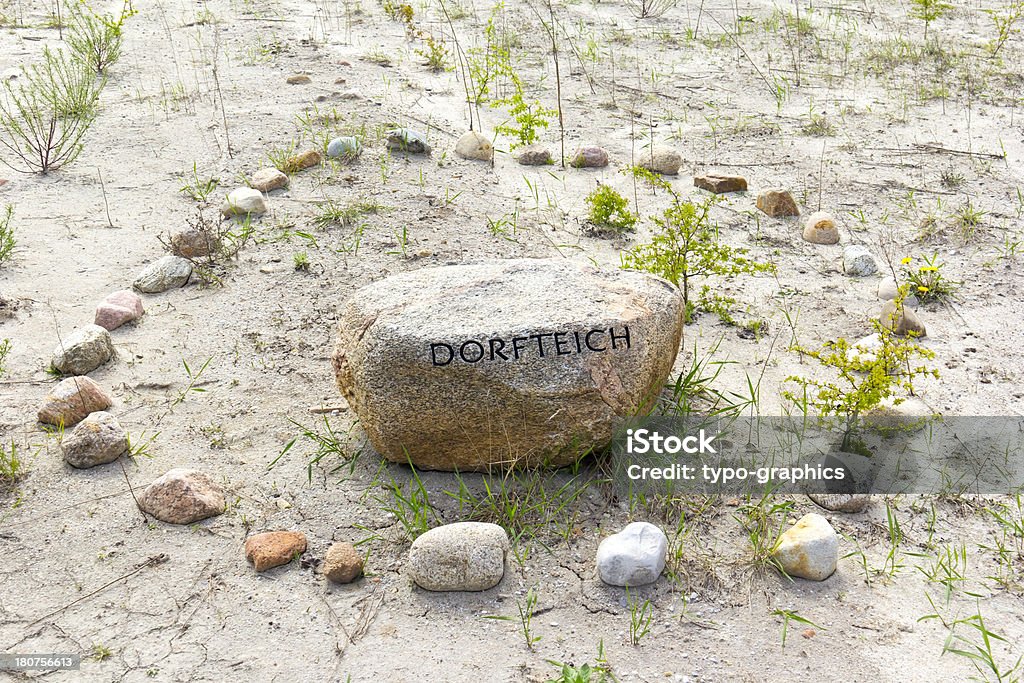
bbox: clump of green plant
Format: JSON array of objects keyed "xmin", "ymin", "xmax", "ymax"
[
  {"xmin": 67, "ymin": 0, "xmax": 135, "ymax": 74},
  {"xmin": 911, "ymin": 0, "xmax": 953, "ymax": 40},
  {"xmin": 313, "ymin": 197, "xmax": 384, "ymax": 228},
  {"xmin": 293, "ymin": 251, "xmax": 310, "ymax": 271},
  {"xmin": 620, "ymin": 167, "xmax": 775, "ymax": 321},
  {"xmin": 585, "ymin": 185, "xmax": 637, "ymax": 235},
  {"xmin": 783, "ymin": 316, "xmax": 938, "ymax": 452},
  {"xmin": 940, "ymin": 607, "xmax": 1023, "ymax": 681},
  {"xmin": 986, "ymin": 0, "xmax": 1024, "ymax": 57},
  {"xmin": 0, "ymin": 338, "xmax": 10, "ymax": 377},
  {"xmin": 486, "ymin": 586, "xmax": 542, "ymax": 649},
  {"xmin": 0, "ymin": 438, "xmax": 24, "ymax": 487},
  {"xmin": 953, "ymin": 200, "xmax": 985, "ymax": 242},
  {"xmin": 544, "ymin": 642, "xmax": 616, "ymax": 682},
  {"xmin": 494, "ymin": 83, "xmax": 556, "ymax": 149},
  {"xmin": 416, "ymin": 34, "xmax": 450, "ymax": 72},
  {"xmin": 179, "ymin": 163, "xmax": 219, "ymax": 204},
  {"xmin": 900, "ymin": 254, "xmax": 959, "ymax": 303},
  {"xmin": 0, "ymin": 204, "xmax": 14, "ymax": 264},
  {"xmin": 736, "ymin": 492, "xmax": 793, "ymax": 573},
  {"xmin": 626, "ymin": 587, "xmax": 653, "ymax": 645},
  {"xmin": 0, "ymin": 47, "xmax": 104, "ymax": 174},
  {"xmin": 801, "ymin": 112, "xmax": 836, "ymax": 137}
]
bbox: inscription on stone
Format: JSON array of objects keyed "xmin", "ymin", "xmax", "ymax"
[{"xmin": 430, "ymin": 325, "xmax": 632, "ymax": 366}]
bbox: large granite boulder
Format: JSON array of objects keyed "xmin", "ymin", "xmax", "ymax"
[{"xmin": 331, "ymin": 259, "xmax": 684, "ymax": 470}]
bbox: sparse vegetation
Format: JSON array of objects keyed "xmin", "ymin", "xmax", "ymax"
[
  {"xmin": 0, "ymin": 204, "xmax": 13, "ymax": 264},
  {"xmin": 585, "ymin": 185, "xmax": 637, "ymax": 235}
]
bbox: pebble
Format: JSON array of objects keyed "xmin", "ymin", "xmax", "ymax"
[
  {"xmin": 37, "ymin": 377, "xmax": 113, "ymax": 427},
  {"xmin": 843, "ymin": 244, "xmax": 877, "ymax": 276},
  {"xmin": 569, "ymin": 145, "xmax": 609, "ymax": 168},
  {"xmin": 250, "ymin": 168, "xmax": 288, "ymax": 192},
  {"xmin": 454, "ymin": 131, "xmax": 493, "ymax": 161},
  {"xmin": 756, "ymin": 189, "xmax": 800, "ymax": 217},
  {"xmin": 326, "ymin": 136, "xmax": 362, "ymax": 160},
  {"xmin": 51, "ymin": 324, "xmax": 115, "ymax": 375},
  {"xmin": 772, "ymin": 513, "xmax": 838, "ymax": 581},
  {"xmin": 323, "ymin": 542, "xmax": 364, "ymax": 583},
  {"xmin": 61, "ymin": 411, "xmax": 128, "ymax": 468},
  {"xmin": 694, "ymin": 174, "xmax": 747, "ymax": 194},
  {"xmin": 808, "ymin": 493, "xmax": 870, "ymax": 513},
  {"xmin": 245, "ymin": 531, "xmax": 307, "ymax": 572},
  {"xmin": 596, "ymin": 521, "xmax": 667, "ymax": 587},
  {"xmin": 877, "ymin": 278, "xmax": 919, "ymax": 306},
  {"xmin": 133, "ymin": 255, "xmax": 193, "ymax": 293},
  {"xmin": 221, "ymin": 187, "xmax": 267, "ymax": 217},
  {"xmin": 638, "ymin": 145, "xmax": 681, "ymax": 175},
  {"xmin": 849, "ymin": 333, "xmax": 882, "ymax": 364},
  {"xmin": 408, "ymin": 522, "xmax": 509, "ymax": 591},
  {"xmin": 879, "ymin": 299, "xmax": 927, "ymax": 337},
  {"xmin": 385, "ymin": 128, "xmax": 431, "ymax": 154},
  {"xmin": 94, "ymin": 290, "xmax": 144, "ymax": 331},
  {"xmin": 170, "ymin": 228, "xmax": 218, "ymax": 259},
  {"xmin": 516, "ymin": 144, "xmax": 552, "ymax": 166},
  {"xmin": 802, "ymin": 211, "xmax": 839, "ymax": 244},
  {"xmin": 286, "ymin": 74, "xmax": 312, "ymax": 85},
  {"xmin": 863, "ymin": 396, "xmax": 933, "ymax": 431},
  {"xmin": 282, "ymin": 149, "xmax": 322, "ymax": 173},
  {"xmin": 137, "ymin": 468, "xmax": 226, "ymax": 524}
]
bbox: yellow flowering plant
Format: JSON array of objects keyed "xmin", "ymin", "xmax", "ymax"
[{"xmin": 901, "ymin": 253, "xmax": 959, "ymax": 303}]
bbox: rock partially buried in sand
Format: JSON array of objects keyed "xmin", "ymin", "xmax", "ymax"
[
  {"xmin": 245, "ymin": 531, "xmax": 307, "ymax": 572},
  {"xmin": 133, "ymin": 255, "xmax": 193, "ymax": 294},
  {"xmin": 170, "ymin": 227, "xmax": 219, "ymax": 259},
  {"xmin": 879, "ymin": 299, "xmax": 926, "ymax": 337},
  {"xmin": 694, "ymin": 174, "xmax": 747, "ymax": 194},
  {"xmin": 286, "ymin": 74, "xmax": 312, "ymax": 85},
  {"xmin": 61, "ymin": 411, "xmax": 129, "ymax": 468},
  {"xmin": 94, "ymin": 290, "xmax": 144, "ymax": 331},
  {"xmin": 809, "ymin": 493, "xmax": 870, "ymax": 513},
  {"xmin": 516, "ymin": 144, "xmax": 552, "ymax": 166},
  {"xmin": 323, "ymin": 542, "xmax": 364, "ymax": 584},
  {"xmin": 638, "ymin": 145, "xmax": 681, "ymax": 175},
  {"xmin": 773, "ymin": 513, "xmax": 838, "ymax": 581},
  {"xmin": 596, "ymin": 521, "xmax": 667, "ymax": 587},
  {"xmin": 408, "ymin": 522, "xmax": 509, "ymax": 591},
  {"xmin": 802, "ymin": 211, "xmax": 839, "ymax": 244},
  {"xmin": 756, "ymin": 189, "xmax": 800, "ymax": 217},
  {"xmin": 331, "ymin": 259, "xmax": 684, "ymax": 470},
  {"xmin": 221, "ymin": 187, "xmax": 267, "ymax": 217},
  {"xmin": 843, "ymin": 244, "xmax": 877, "ymax": 276},
  {"xmin": 570, "ymin": 145, "xmax": 609, "ymax": 168},
  {"xmin": 282, "ymin": 150, "xmax": 322, "ymax": 173},
  {"xmin": 326, "ymin": 136, "xmax": 362, "ymax": 160},
  {"xmin": 250, "ymin": 168, "xmax": 288, "ymax": 192},
  {"xmin": 38, "ymin": 377, "xmax": 113, "ymax": 427},
  {"xmin": 51, "ymin": 324, "xmax": 115, "ymax": 375},
  {"xmin": 385, "ymin": 128, "xmax": 431, "ymax": 154},
  {"xmin": 137, "ymin": 468, "xmax": 225, "ymax": 524},
  {"xmin": 455, "ymin": 131, "xmax": 493, "ymax": 161}
]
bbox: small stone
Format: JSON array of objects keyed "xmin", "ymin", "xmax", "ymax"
[
  {"xmin": 773, "ymin": 513, "xmax": 838, "ymax": 581},
  {"xmin": 638, "ymin": 145, "xmax": 681, "ymax": 175},
  {"xmin": 0, "ymin": 179, "xmax": 8, "ymax": 188},
  {"xmin": 808, "ymin": 493, "xmax": 870, "ymax": 513},
  {"xmin": 455, "ymin": 131, "xmax": 493, "ymax": 161},
  {"xmin": 756, "ymin": 189, "xmax": 800, "ymax": 217},
  {"xmin": 326, "ymin": 136, "xmax": 362, "ymax": 160},
  {"xmin": 863, "ymin": 396, "xmax": 933, "ymax": 431},
  {"xmin": 61, "ymin": 411, "xmax": 128, "ymax": 469},
  {"xmin": 169, "ymin": 228, "xmax": 218, "ymax": 259},
  {"xmin": 595, "ymin": 521, "xmax": 667, "ymax": 587},
  {"xmin": 133, "ymin": 255, "xmax": 193, "ymax": 293},
  {"xmin": 245, "ymin": 531, "xmax": 307, "ymax": 572},
  {"xmin": 286, "ymin": 74, "xmax": 312, "ymax": 85},
  {"xmin": 340, "ymin": 89, "xmax": 361, "ymax": 100},
  {"xmin": 385, "ymin": 128, "xmax": 431, "ymax": 154},
  {"xmin": 694, "ymin": 174, "xmax": 748, "ymax": 194},
  {"xmin": 849, "ymin": 333, "xmax": 882, "ymax": 364},
  {"xmin": 221, "ymin": 187, "xmax": 267, "ymax": 217},
  {"xmin": 516, "ymin": 144, "xmax": 552, "ymax": 166},
  {"xmin": 94, "ymin": 290, "xmax": 144, "ymax": 331},
  {"xmin": 570, "ymin": 145, "xmax": 609, "ymax": 168},
  {"xmin": 323, "ymin": 542, "xmax": 363, "ymax": 583},
  {"xmin": 879, "ymin": 299, "xmax": 926, "ymax": 337},
  {"xmin": 38, "ymin": 377, "xmax": 113, "ymax": 427},
  {"xmin": 281, "ymin": 150, "xmax": 323, "ymax": 174},
  {"xmin": 408, "ymin": 522, "xmax": 509, "ymax": 591},
  {"xmin": 51, "ymin": 324, "xmax": 115, "ymax": 375},
  {"xmin": 137, "ymin": 468, "xmax": 225, "ymax": 525},
  {"xmin": 802, "ymin": 211, "xmax": 839, "ymax": 243},
  {"xmin": 250, "ymin": 168, "xmax": 288, "ymax": 193},
  {"xmin": 843, "ymin": 244, "xmax": 877, "ymax": 276}
]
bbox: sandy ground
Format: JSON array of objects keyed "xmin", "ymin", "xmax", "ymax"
[{"xmin": 1, "ymin": 0, "xmax": 1023, "ymax": 680}]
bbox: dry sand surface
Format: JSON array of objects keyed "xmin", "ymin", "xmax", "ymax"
[{"xmin": 1, "ymin": 0, "xmax": 1023, "ymax": 680}]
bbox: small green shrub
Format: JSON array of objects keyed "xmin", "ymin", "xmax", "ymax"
[
  {"xmin": 585, "ymin": 185, "xmax": 637, "ymax": 234},
  {"xmin": 67, "ymin": 0, "xmax": 135, "ymax": 74},
  {"xmin": 416, "ymin": 35, "xmax": 451, "ymax": 72},
  {"xmin": 0, "ymin": 205, "xmax": 13, "ymax": 264}
]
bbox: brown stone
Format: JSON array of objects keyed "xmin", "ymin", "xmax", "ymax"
[
  {"xmin": 169, "ymin": 228, "xmax": 219, "ymax": 259},
  {"xmin": 38, "ymin": 377, "xmax": 113, "ymax": 427},
  {"xmin": 282, "ymin": 150, "xmax": 322, "ymax": 173},
  {"xmin": 286, "ymin": 74, "xmax": 312, "ymax": 85},
  {"xmin": 879, "ymin": 300, "xmax": 927, "ymax": 337},
  {"xmin": 245, "ymin": 531, "xmax": 307, "ymax": 572},
  {"xmin": 694, "ymin": 174, "xmax": 747, "ymax": 194},
  {"xmin": 0, "ymin": 179, "xmax": 8, "ymax": 188},
  {"xmin": 802, "ymin": 211, "xmax": 840, "ymax": 244},
  {"xmin": 137, "ymin": 468, "xmax": 226, "ymax": 524},
  {"xmin": 756, "ymin": 189, "xmax": 800, "ymax": 217},
  {"xmin": 322, "ymin": 542, "xmax": 363, "ymax": 583},
  {"xmin": 250, "ymin": 168, "xmax": 288, "ymax": 193}
]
